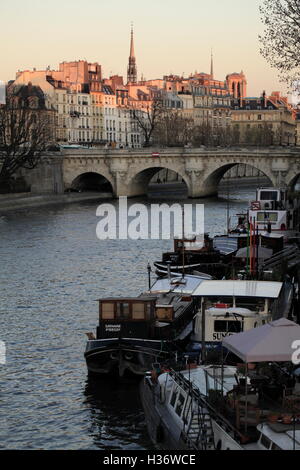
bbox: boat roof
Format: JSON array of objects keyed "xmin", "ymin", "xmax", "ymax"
[
  {"xmin": 256, "ymin": 424, "xmax": 300, "ymax": 450},
  {"xmin": 206, "ymin": 307, "xmax": 263, "ymax": 318},
  {"xmin": 192, "ymin": 280, "xmax": 283, "ymax": 298},
  {"xmin": 178, "ymin": 365, "xmax": 237, "ymax": 395},
  {"xmin": 97, "ymin": 296, "xmax": 157, "ymax": 302},
  {"xmin": 150, "ymin": 275, "xmax": 205, "ymax": 295}
]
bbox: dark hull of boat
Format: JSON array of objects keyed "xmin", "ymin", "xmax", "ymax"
[{"xmin": 85, "ymin": 338, "xmax": 170, "ymax": 377}]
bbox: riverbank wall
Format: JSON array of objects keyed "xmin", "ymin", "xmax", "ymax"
[{"xmin": 0, "ymin": 192, "xmax": 112, "ymax": 214}]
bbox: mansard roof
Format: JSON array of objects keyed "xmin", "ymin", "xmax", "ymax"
[
  {"xmin": 232, "ymin": 96, "xmax": 280, "ymax": 111},
  {"xmin": 8, "ymin": 83, "xmax": 47, "ymax": 109},
  {"xmin": 102, "ymin": 85, "xmax": 114, "ymax": 95}
]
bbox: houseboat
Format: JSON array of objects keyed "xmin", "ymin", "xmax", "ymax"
[
  {"xmin": 154, "ymin": 235, "xmax": 227, "ymax": 279},
  {"xmin": 140, "ymin": 319, "xmax": 300, "ymax": 450},
  {"xmin": 188, "ymin": 279, "xmax": 293, "ymax": 359},
  {"xmin": 248, "ymin": 187, "xmax": 300, "ymax": 233},
  {"xmin": 85, "ymin": 275, "xmax": 207, "ymax": 377}
]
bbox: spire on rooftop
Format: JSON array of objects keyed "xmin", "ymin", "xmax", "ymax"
[
  {"xmin": 127, "ymin": 24, "xmax": 137, "ymax": 84},
  {"xmin": 130, "ymin": 24, "xmax": 135, "ymax": 58}
]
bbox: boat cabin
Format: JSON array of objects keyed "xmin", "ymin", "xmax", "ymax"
[
  {"xmin": 97, "ymin": 296, "xmax": 157, "ymax": 339},
  {"xmin": 191, "ymin": 280, "xmax": 283, "ymax": 345},
  {"xmin": 249, "ymin": 187, "xmax": 298, "ymax": 232}
]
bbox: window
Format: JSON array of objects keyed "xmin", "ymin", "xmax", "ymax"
[
  {"xmin": 101, "ymin": 303, "xmax": 114, "ymax": 320},
  {"xmin": 214, "ymin": 320, "xmax": 242, "ymax": 333},
  {"xmin": 260, "ymin": 434, "xmax": 272, "ymax": 450},
  {"xmin": 132, "ymin": 303, "xmax": 145, "ymax": 320},
  {"xmin": 170, "ymin": 388, "xmax": 179, "ymax": 407},
  {"xmin": 260, "ymin": 191, "xmax": 279, "ymax": 201},
  {"xmin": 175, "ymin": 393, "xmax": 186, "ymax": 417},
  {"xmin": 256, "ymin": 212, "xmax": 278, "ymax": 222},
  {"xmin": 116, "ymin": 302, "xmax": 130, "ymax": 319}
]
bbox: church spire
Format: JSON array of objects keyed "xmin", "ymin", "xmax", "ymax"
[
  {"xmin": 210, "ymin": 49, "xmax": 214, "ymax": 79},
  {"xmin": 130, "ymin": 25, "xmax": 135, "ymax": 58},
  {"xmin": 127, "ymin": 24, "xmax": 137, "ymax": 84}
]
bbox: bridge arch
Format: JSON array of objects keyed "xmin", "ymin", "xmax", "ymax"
[
  {"xmin": 192, "ymin": 161, "xmax": 276, "ymax": 198},
  {"xmin": 129, "ymin": 165, "xmax": 190, "ymax": 198},
  {"xmin": 69, "ymin": 171, "xmax": 114, "ymax": 194},
  {"xmin": 287, "ymin": 172, "xmax": 300, "ymax": 192}
]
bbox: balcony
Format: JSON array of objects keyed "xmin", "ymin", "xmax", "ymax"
[{"xmin": 70, "ymin": 111, "xmax": 80, "ymax": 118}]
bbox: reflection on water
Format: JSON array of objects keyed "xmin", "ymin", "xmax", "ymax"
[
  {"xmin": 84, "ymin": 376, "xmax": 152, "ymax": 450},
  {"xmin": 0, "ymin": 185, "xmax": 256, "ymax": 449}
]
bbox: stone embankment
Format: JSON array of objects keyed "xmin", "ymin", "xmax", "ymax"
[{"xmin": 0, "ymin": 192, "xmax": 112, "ymax": 213}]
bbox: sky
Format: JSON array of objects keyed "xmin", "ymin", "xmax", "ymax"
[{"xmin": 0, "ymin": 0, "xmax": 288, "ymax": 97}]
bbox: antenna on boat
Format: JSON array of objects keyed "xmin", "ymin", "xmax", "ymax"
[
  {"xmin": 147, "ymin": 262, "xmax": 152, "ymax": 290},
  {"xmin": 182, "ymin": 205, "xmax": 185, "ymax": 279},
  {"xmin": 226, "ymin": 175, "xmax": 230, "ymax": 234}
]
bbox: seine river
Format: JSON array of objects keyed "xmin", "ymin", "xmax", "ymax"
[{"xmin": 0, "ymin": 183, "xmax": 257, "ymax": 449}]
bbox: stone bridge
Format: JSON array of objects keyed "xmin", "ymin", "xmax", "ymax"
[{"xmin": 28, "ymin": 147, "xmax": 300, "ymax": 197}]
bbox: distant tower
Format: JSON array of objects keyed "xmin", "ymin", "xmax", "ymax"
[
  {"xmin": 210, "ymin": 50, "xmax": 214, "ymax": 79},
  {"xmin": 127, "ymin": 25, "xmax": 137, "ymax": 84}
]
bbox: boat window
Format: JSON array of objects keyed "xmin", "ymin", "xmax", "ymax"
[
  {"xmin": 116, "ymin": 302, "xmax": 130, "ymax": 319},
  {"xmin": 175, "ymin": 393, "xmax": 186, "ymax": 417},
  {"xmin": 260, "ymin": 434, "xmax": 272, "ymax": 449},
  {"xmin": 156, "ymin": 306, "xmax": 174, "ymax": 321},
  {"xmin": 182, "ymin": 397, "xmax": 191, "ymax": 425},
  {"xmin": 132, "ymin": 303, "xmax": 145, "ymax": 320},
  {"xmin": 146, "ymin": 303, "xmax": 152, "ymax": 320},
  {"xmin": 257, "ymin": 212, "xmax": 278, "ymax": 222},
  {"xmin": 271, "ymin": 442, "xmax": 281, "ymax": 450},
  {"xmin": 260, "ymin": 191, "xmax": 279, "ymax": 201},
  {"xmin": 101, "ymin": 303, "xmax": 115, "ymax": 319},
  {"xmin": 214, "ymin": 320, "xmax": 242, "ymax": 333},
  {"xmin": 170, "ymin": 388, "xmax": 179, "ymax": 407}
]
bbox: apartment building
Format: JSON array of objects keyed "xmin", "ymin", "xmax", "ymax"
[{"xmin": 231, "ymin": 92, "xmax": 296, "ymax": 145}]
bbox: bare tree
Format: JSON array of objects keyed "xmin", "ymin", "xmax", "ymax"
[
  {"xmin": 192, "ymin": 122, "xmax": 213, "ymax": 146},
  {"xmin": 0, "ymin": 87, "xmax": 52, "ymax": 192},
  {"xmin": 242, "ymin": 123, "xmax": 274, "ymax": 146},
  {"xmin": 131, "ymin": 97, "xmax": 164, "ymax": 146},
  {"xmin": 153, "ymin": 110, "xmax": 194, "ymax": 147},
  {"xmin": 259, "ymin": 0, "xmax": 300, "ymax": 88},
  {"xmin": 192, "ymin": 122, "xmax": 235, "ymax": 147}
]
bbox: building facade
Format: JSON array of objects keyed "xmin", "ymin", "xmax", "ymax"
[{"xmin": 231, "ymin": 92, "xmax": 296, "ymax": 145}]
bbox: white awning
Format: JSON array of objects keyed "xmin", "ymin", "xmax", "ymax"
[
  {"xmin": 222, "ymin": 318, "xmax": 300, "ymax": 363},
  {"xmin": 192, "ymin": 280, "xmax": 283, "ymax": 299}
]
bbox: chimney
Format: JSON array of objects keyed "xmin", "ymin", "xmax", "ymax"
[
  {"xmin": 263, "ymin": 90, "xmax": 267, "ymax": 108},
  {"xmin": 240, "ymin": 82, "xmax": 243, "ymax": 107}
]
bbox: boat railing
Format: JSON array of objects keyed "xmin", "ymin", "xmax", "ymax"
[{"xmin": 169, "ymin": 368, "xmax": 247, "ymax": 444}]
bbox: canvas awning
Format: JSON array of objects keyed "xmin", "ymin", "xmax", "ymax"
[
  {"xmin": 192, "ymin": 280, "xmax": 283, "ymax": 298},
  {"xmin": 222, "ymin": 318, "xmax": 300, "ymax": 363}
]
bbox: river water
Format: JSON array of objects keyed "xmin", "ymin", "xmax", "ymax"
[{"xmin": 0, "ymin": 184, "xmax": 257, "ymax": 449}]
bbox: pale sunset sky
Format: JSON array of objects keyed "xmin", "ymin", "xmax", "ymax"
[{"xmin": 0, "ymin": 0, "xmax": 287, "ymax": 97}]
